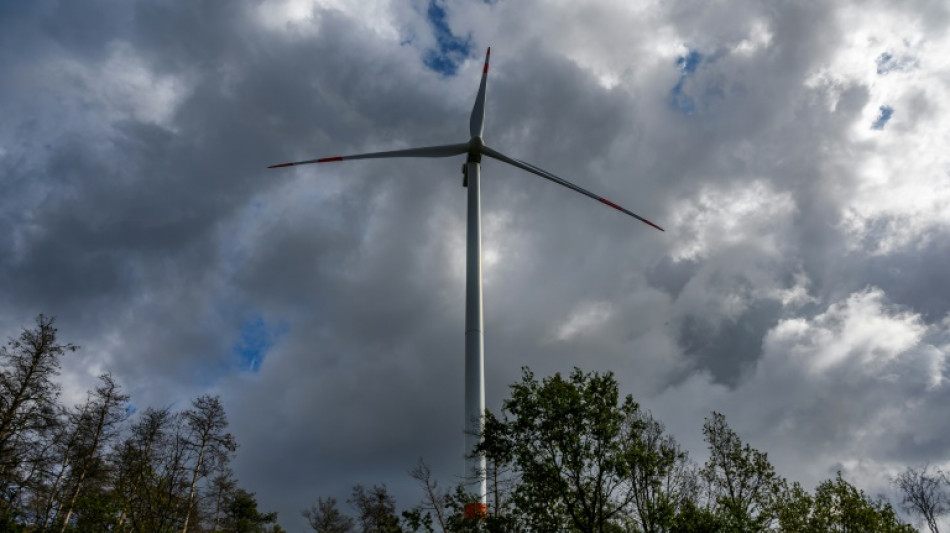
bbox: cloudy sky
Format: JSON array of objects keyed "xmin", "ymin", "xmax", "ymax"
[{"xmin": 3, "ymin": 0, "xmax": 950, "ymax": 529}]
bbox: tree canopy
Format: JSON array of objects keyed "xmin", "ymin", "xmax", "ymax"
[
  {"xmin": 304, "ymin": 367, "xmax": 923, "ymax": 533},
  {"xmin": 0, "ymin": 316, "xmax": 932, "ymax": 532},
  {"xmin": 0, "ymin": 315, "xmax": 282, "ymax": 532}
]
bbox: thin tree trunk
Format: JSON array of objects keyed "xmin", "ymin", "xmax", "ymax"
[
  {"xmin": 41, "ymin": 456, "xmax": 70, "ymax": 529},
  {"xmin": 59, "ymin": 382, "xmax": 115, "ymax": 533},
  {"xmin": 180, "ymin": 441, "xmax": 206, "ymax": 533},
  {"xmin": 41, "ymin": 406, "xmax": 87, "ymax": 530},
  {"xmin": 58, "ymin": 467, "xmax": 89, "ymax": 533},
  {"xmin": 210, "ymin": 483, "xmax": 225, "ymax": 533}
]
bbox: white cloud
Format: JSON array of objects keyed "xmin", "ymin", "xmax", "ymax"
[
  {"xmin": 553, "ymin": 300, "xmax": 614, "ymax": 341},
  {"xmin": 253, "ymin": 0, "xmax": 400, "ymax": 40},
  {"xmin": 667, "ymin": 180, "xmax": 797, "ymax": 262},
  {"xmin": 655, "ymin": 287, "xmax": 950, "ymax": 498}
]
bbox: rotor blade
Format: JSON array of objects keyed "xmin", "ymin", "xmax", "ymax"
[
  {"xmin": 267, "ymin": 142, "xmax": 469, "ymax": 168},
  {"xmin": 469, "ymin": 47, "xmax": 490, "ymax": 139},
  {"xmin": 481, "ymin": 145, "xmax": 664, "ymax": 231}
]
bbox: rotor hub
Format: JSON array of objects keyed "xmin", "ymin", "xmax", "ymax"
[{"xmin": 467, "ymin": 136, "xmax": 484, "ymax": 163}]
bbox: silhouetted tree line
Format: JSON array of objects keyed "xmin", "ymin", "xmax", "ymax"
[
  {"xmin": 0, "ymin": 315, "xmax": 283, "ymax": 532},
  {"xmin": 6, "ymin": 316, "xmax": 947, "ymax": 532},
  {"xmin": 305, "ymin": 369, "xmax": 949, "ymax": 532}
]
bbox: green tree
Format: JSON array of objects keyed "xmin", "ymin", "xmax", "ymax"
[
  {"xmin": 220, "ymin": 488, "xmax": 280, "ymax": 532},
  {"xmin": 701, "ymin": 412, "xmax": 782, "ymax": 532},
  {"xmin": 625, "ymin": 410, "xmax": 696, "ymax": 532},
  {"xmin": 479, "ymin": 367, "xmax": 673, "ymax": 532},
  {"xmin": 69, "ymin": 487, "xmax": 125, "ymax": 533},
  {"xmin": 774, "ymin": 481, "xmax": 813, "ymax": 533},
  {"xmin": 808, "ymin": 472, "xmax": 914, "ymax": 533},
  {"xmin": 669, "ymin": 498, "xmax": 723, "ymax": 533},
  {"xmin": 442, "ymin": 484, "xmax": 525, "ymax": 533},
  {"xmin": 774, "ymin": 472, "xmax": 915, "ymax": 533}
]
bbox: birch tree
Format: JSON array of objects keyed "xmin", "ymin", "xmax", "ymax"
[
  {"xmin": 57, "ymin": 373, "xmax": 129, "ymax": 531},
  {"xmin": 180, "ymin": 395, "xmax": 236, "ymax": 533}
]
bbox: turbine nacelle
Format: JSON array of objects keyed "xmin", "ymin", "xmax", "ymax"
[{"xmin": 465, "ymin": 137, "xmax": 484, "ymax": 183}]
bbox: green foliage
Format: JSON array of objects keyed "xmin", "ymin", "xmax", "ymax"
[
  {"xmin": 222, "ymin": 488, "xmax": 280, "ymax": 533},
  {"xmin": 0, "ymin": 315, "xmax": 923, "ymax": 533},
  {"xmin": 809, "ymin": 472, "xmax": 915, "ymax": 533},
  {"xmin": 669, "ymin": 498, "xmax": 724, "ymax": 533},
  {"xmin": 70, "ymin": 488, "xmax": 124, "ymax": 533},
  {"xmin": 442, "ymin": 485, "xmax": 524, "ymax": 533},
  {"xmin": 775, "ymin": 482, "xmax": 814, "ymax": 533},
  {"xmin": 477, "ymin": 367, "xmax": 700, "ymax": 533},
  {"xmin": 402, "ymin": 505, "xmax": 436, "ymax": 533},
  {"xmin": 478, "ymin": 367, "xmax": 640, "ymax": 531},
  {"xmin": 701, "ymin": 412, "xmax": 783, "ymax": 532},
  {"xmin": 774, "ymin": 472, "xmax": 916, "ymax": 533}
]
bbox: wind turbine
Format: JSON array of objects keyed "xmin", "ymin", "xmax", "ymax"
[{"xmin": 268, "ymin": 48, "xmax": 663, "ymax": 517}]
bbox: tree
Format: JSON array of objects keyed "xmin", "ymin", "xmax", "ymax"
[
  {"xmin": 113, "ymin": 407, "xmax": 190, "ymax": 533},
  {"xmin": 625, "ymin": 410, "xmax": 696, "ymax": 532},
  {"xmin": 0, "ymin": 315, "xmax": 76, "ymax": 522},
  {"xmin": 37, "ymin": 401, "xmax": 87, "ymax": 530},
  {"xmin": 57, "ymin": 373, "xmax": 129, "ymax": 531},
  {"xmin": 303, "ymin": 496, "xmax": 354, "ymax": 533},
  {"xmin": 180, "ymin": 395, "xmax": 237, "ymax": 533},
  {"xmin": 894, "ymin": 464, "xmax": 948, "ymax": 533},
  {"xmin": 208, "ymin": 469, "xmax": 238, "ymax": 532},
  {"xmin": 408, "ymin": 458, "xmax": 447, "ymax": 531},
  {"xmin": 442, "ymin": 484, "xmax": 525, "ymax": 533},
  {"xmin": 809, "ymin": 472, "xmax": 914, "ymax": 532},
  {"xmin": 69, "ymin": 487, "xmax": 125, "ymax": 533},
  {"xmin": 0, "ymin": 315, "xmax": 287, "ymax": 531},
  {"xmin": 349, "ymin": 484, "xmax": 403, "ymax": 533},
  {"xmin": 479, "ymin": 367, "xmax": 665, "ymax": 532},
  {"xmin": 220, "ymin": 488, "xmax": 280, "ymax": 533},
  {"xmin": 774, "ymin": 481, "xmax": 813, "ymax": 533},
  {"xmin": 669, "ymin": 498, "xmax": 723, "ymax": 533},
  {"xmin": 701, "ymin": 412, "xmax": 782, "ymax": 532}
]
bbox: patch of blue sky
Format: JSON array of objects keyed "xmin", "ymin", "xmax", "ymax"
[
  {"xmin": 423, "ymin": 0, "xmax": 472, "ymax": 76},
  {"xmin": 876, "ymin": 52, "xmax": 894, "ymax": 74},
  {"xmin": 670, "ymin": 49, "xmax": 703, "ymax": 115},
  {"xmin": 871, "ymin": 105, "xmax": 893, "ymax": 130},
  {"xmin": 876, "ymin": 51, "xmax": 916, "ymax": 75},
  {"xmin": 233, "ymin": 316, "xmax": 288, "ymax": 372}
]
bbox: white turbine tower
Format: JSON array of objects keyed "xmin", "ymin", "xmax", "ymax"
[{"xmin": 268, "ymin": 48, "xmax": 663, "ymax": 517}]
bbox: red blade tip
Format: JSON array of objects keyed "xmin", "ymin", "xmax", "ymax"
[
  {"xmin": 317, "ymin": 156, "xmax": 344, "ymax": 163},
  {"xmin": 598, "ymin": 198, "xmax": 664, "ymax": 231},
  {"xmin": 268, "ymin": 162, "xmax": 294, "ymax": 168},
  {"xmin": 644, "ymin": 219, "xmax": 665, "ymax": 232}
]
